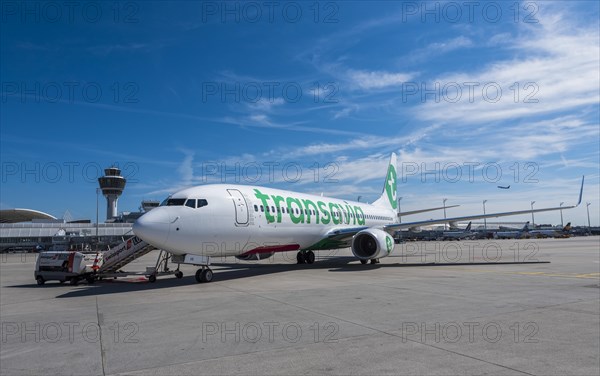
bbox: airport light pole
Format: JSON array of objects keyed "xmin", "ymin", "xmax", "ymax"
[
  {"xmin": 483, "ymin": 200, "xmax": 487, "ymax": 230},
  {"xmin": 443, "ymin": 198, "xmax": 447, "ymax": 230},
  {"xmin": 95, "ymin": 188, "xmax": 100, "ymax": 250},
  {"xmin": 531, "ymin": 201, "xmax": 536, "ymax": 228},
  {"xmin": 398, "ymin": 197, "xmax": 403, "ymax": 223},
  {"xmin": 559, "ymin": 202, "xmax": 564, "ymax": 227},
  {"xmin": 586, "ymin": 202, "xmax": 591, "ymax": 228}
]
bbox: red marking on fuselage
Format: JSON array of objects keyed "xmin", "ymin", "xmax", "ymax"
[{"xmin": 240, "ymin": 244, "xmax": 300, "ymax": 256}]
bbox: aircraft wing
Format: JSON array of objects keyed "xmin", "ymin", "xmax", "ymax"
[
  {"xmin": 400, "ymin": 205, "xmax": 459, "ymax": 217},
  {"xmin": 385, "ymin": 176, "xmax": 584, "ymax": 231}
]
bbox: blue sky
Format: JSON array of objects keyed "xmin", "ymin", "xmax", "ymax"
[{"xmin": 1, "ymin": 1, "xmax": 599, "ymax": 226}]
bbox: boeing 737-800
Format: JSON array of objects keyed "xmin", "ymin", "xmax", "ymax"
[{"xmin": 133, "ymin": 153, "xmax": 584, "ymax": 283}]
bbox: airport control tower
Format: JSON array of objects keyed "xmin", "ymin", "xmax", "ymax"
[{"xmin": 98, "ymin": 167, "xmax": 127, "ymax": 220}]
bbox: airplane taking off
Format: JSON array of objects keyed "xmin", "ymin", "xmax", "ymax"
[
  {"xmin": 133, "ymin": 154, "xmax": 584, "ymax": 283},
  {"xmin": 498, "ymin": 185, "xmax": 511, "ymax": 189}
]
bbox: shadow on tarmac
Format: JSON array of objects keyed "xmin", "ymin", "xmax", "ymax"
[{"xmin": 7, "ymin": 256, "xmax": 549, "ymax": 299}]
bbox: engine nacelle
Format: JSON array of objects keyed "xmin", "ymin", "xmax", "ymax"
[
  {"xmin": 235, "ymin": 252, "xmax": 274, "ymax": 261},
  {"xmin": 351, "ymin": 228, "xmax": 395, "ymax": 260}
]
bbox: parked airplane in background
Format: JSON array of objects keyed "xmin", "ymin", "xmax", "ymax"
[
  {"xmin": 495, "ymin": 222, "xmax": 530, "ymax": 239},
  {"xmin": 529, "ymin": 223, "xmax": 572, "ymax": 238},
  {"xmin": 133, "ymin": 153, "xmax": 584, "ymax": 283},
  {"xmin": 442, "ymin": 222, "xmax": 474, "ymax": 240}
]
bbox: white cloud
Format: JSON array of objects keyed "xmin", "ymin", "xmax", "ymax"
[
  {"xmin": 348, "ymin": 69, "xmax": 414, "ymax": 90},
  {"xmin": 408, "ymin": 36, "xmax": 474, "ymax": 62},
  {"xmin": 428, "ymin": 36, "xmax": 473, "ymax": 52},
  {"xmin": 247, "ymin": 97, "xmax": 285, "ymax": 112},
  {"xmin": 416, "ymin": 11, "xmax": 599, "ymax": 124}
]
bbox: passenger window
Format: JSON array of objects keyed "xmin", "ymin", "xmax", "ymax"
[
  {"xmin": 271, "ymin": 206, "xmax": 275, "ymax": 213},
  {"xmin": 260, "ymin": 205, "xmax": 264, "ymax": 212},
  {"xmin": 266, "ymin": 206, "xmax": 270, "ymax": 212},
  {"xmin": 254, "ymin": 205, "xmax": 258, "ymax": 212},
  {"xmin": 197, "ymin": 199, "xmax": 208, "ymax": 208},
  {"xmin": 185, "ymin": 199, "xmax": 196, "ymax": 208}
]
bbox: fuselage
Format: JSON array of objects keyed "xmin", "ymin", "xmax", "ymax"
[{"xmin": 133, "ymin": 184, "xmax": 396, "ymax": 257}]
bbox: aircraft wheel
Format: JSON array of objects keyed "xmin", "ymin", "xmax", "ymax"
[
  {"xmin": 296, "ymin": 252, "xmax": 306, "ymax": 264},
  {"xmin": 36, "ymin": 276, "xmax": 45, "ymax": 285},
  {"xmin": 360, "ymin": 259, "xmax": 368, "ymax": 265},
  {"xmin": 305, "ymin": 251, "xmax": 315, "ymax": 264},
  {"xmin": 370, "ymin": 259, "xmax": 380, "ymax": 264},
  {"xmin": 175, "ymin": 271, "xmax": 183, "ymax": 279},
  {"xmin": 148, "ymin": 274, "xmax": 157, "ymax": 283},
  {"xmin": 196, "ymin": 268, "xmax": 213, "ymax": 283}
]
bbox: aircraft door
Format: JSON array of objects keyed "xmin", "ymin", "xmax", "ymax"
[{"xmin": 227, "ymin": 189, "xmax": 249, "ymax": 226}]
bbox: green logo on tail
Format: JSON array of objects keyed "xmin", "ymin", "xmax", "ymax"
[{"xmin": 385, "ymin": 164, "xmax": 397, "ymax": 209}]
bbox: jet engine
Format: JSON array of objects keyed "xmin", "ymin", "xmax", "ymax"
[
  {"xmin": 235, "ymin": 252, "xmax": 274, "ymax": 261},
  {"xmin": 351, "ymin": 228, "xmax": 395, "ymax": 260}
]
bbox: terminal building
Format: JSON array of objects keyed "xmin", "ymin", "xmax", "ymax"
[{"xmin": 0, "ymin": 167, "xmax": 159, "ymax": 252}]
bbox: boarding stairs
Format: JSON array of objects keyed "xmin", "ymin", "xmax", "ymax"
[{"xmin": 98, "ymin": 233, "xmax": 156, "ymax": 273}]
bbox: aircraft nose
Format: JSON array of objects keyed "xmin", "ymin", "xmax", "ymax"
[{"xmin": 133, "ymin": 208, "xmax": 171, "ymax": 248}]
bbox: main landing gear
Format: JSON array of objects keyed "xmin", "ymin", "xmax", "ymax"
[
  {"xmin": 297, "ymin": 251, "xmax": 315, "ymax": 264},
  {"xmin": 195, "ymin": 267, "xmax": 214, "ymax": 283},
  {"xmin": 359, "ymin": 258, "xmax": 380, "ymax": 265}
]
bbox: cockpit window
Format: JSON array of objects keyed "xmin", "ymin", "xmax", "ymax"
[
  {"xmin": 197, "ymin": 199, "xmax": 208, "ymax": 208},
  {"xmin": 165, "ymin": 198, "xmax": 186, "ymax": 206},
  {"xmin": 185, "ymin": 199, "xmax": 196, "ymax": 208}
]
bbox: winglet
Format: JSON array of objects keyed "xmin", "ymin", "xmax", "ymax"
[{"xmin": 576, "ymin": 176, "xmax": 584, "ymax": 206}]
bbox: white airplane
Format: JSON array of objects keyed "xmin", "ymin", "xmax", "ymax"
[
  {"xmin": 529, "ymin": 222, "xmax": 572, "ymax": 238},
  {"xmin": 495, "ymin": 222, "xmax": 531, "ymax": 239},
  {"xmin": 442, "ymin": 222, "xmax": 474, "ymax": 240},
  {"xmin": 133, "ymin": 153, "xmax": 584, "ymax": 283}
]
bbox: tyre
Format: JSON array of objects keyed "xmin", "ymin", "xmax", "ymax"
[
  {"xmin": 306, "ymin": 251, "xmax": 315, "ymax": 264},
  {"xmin": 200, "ymin": 269, "xmax": 213, "ymax": 283},
  {"xmin": 296, "ymin": 252, "xmax": 305, "ymax": 264},
  {"xmin": 36, "ymin": 276, "xmax": 45, "ymax": 286},
  {"xmin": 148, "ymin": 274, "xmax": 157, "ymax": 283},
  {"xmin": 360, "ymin": 259, "xmax": 368, "ymax": 265},
  {"xmin": 195, "ymin": 269, "xmax": 203, "ymax": 283},
  {"xmin": 175, "ymin": 271, "xmax": 183, "ymax": 279}
]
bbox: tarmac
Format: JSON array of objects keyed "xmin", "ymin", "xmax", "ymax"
[{"xmin": 1, "ymin": 237, "xmax": 599, "ymax": 375}]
